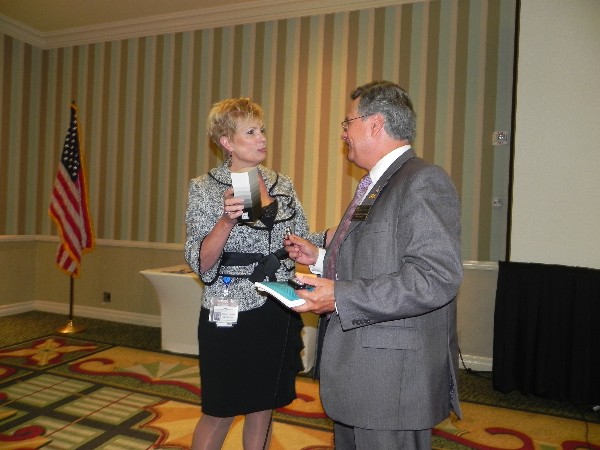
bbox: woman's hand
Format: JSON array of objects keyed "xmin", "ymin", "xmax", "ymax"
[
  {"xmin": 199, "ymin": 188, "xmax": 243, "ymax": 272},
  {"xmin": 222, "ymin": 188, "xmax": 244, "ymax": 225}
]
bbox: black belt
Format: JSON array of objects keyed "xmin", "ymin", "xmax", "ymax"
[{"xmin": 221, "ymin": 247, "xmax": 288, "ymax": 282}]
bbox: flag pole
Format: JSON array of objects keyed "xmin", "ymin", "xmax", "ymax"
[
  {"xmin": 57, "ymin": 275, "xmax": 86, "ymax": 334},
  {"xmin": 50, "ymin": 100, "xmax": 93, "ymax": 334}
]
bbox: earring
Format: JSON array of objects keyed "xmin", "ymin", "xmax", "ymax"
[{"xmin": 226, "ymin": 153, "xmax": 233, "ymax": 168}]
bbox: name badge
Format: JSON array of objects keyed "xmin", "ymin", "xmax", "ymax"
[
  {"xmin": 209, "ymin": 297, "xmax": 240, "ymax": 327},
  {"xmin": 352, "ymin": 205, "xmax": 371, "ymax": 221}
]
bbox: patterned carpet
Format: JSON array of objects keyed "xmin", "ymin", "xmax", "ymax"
[
  {"xmin": 0, "ymin": 335, "xmax": 331, "ymax": 449},
  {"xmin": 0, "ymin": 312, "xmax": 599, "ymax": 449}
]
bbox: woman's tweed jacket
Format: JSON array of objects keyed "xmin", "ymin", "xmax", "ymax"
[{"xmin": 184, "ymin": 163, "xmax": 325, "ymax": 311}]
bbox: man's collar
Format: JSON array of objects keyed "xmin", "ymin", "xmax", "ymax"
[{"xmin": 369, "ymin": 144, "xmax": 412, "ymax": 185}]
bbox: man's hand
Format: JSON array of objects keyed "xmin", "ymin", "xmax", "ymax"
[
  {"xmin": 284, "ymin": 234, "xmax": 319, "ymax": 266},
  {"xmin": 290, "ymin": 274, "xmax": 336, "ymax": 314}
]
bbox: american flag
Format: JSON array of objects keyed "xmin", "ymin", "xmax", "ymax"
[{"xmin": 49, "ymin": 103, "xmax": 94, "ymax": 276}]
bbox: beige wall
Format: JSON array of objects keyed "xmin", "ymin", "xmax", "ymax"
[
  {"xmin": 457, "ymin": 262, "xmax": 498, "ymax": 368},
  {"xmin": 0, "ymin": 0, "xmax": 516, "ymax": 262},
  {"xmin": 1, "ymin": 237, "xmax": 183, "ymax": 319},
  {"xmin": 0, "ymin": 238, "xmax": 37, "ymax": 304}
]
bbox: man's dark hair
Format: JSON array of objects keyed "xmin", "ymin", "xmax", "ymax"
[{"xmin": 351, "ymin": 81, "xmax": 416, "ymax": 142}]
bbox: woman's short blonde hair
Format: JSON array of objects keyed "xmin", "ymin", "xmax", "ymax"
[{"xmin": 207, "ymin": 98, "xmax": 264, "ymax": 150}]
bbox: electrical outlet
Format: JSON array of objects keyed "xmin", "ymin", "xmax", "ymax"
[
  {"xmin": 102, "ymin": 291, "xmax": 112, "ymax": 303},
  {"xmin": 492, "ymin": 131, "xmax": 509, "ymax": 145}
]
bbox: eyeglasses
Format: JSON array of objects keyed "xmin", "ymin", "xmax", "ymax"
[{"xmin": 341, "ymin": 114, "xmax": 370, "ymax": 132}]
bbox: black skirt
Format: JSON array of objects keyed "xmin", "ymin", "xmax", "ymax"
[{"xmin": 198, "ymin": 297, "xmax": 304, "ymax": 417}]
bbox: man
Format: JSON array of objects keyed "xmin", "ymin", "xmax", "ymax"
[{"xmin": 285, "ymin": 80, "xmax": 463, "ymax": 449}]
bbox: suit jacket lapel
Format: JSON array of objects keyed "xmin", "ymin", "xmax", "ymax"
[{"xmin": 346, "ymin": 148, "xmax": 416, "ymax": 236}]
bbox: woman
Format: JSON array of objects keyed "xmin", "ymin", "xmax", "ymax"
[{"xmin": 184, "ymin": 98, "xmax": 326, "ymax": 450}]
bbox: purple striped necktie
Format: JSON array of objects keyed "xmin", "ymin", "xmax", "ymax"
[{"xmin": 324, "ymin": 174, "xmax": 372, "ymax": 279}]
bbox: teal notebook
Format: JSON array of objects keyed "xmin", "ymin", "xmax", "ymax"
[{"xmin": 255, "ymin": 281, "xmax": 306, "ymax": 308}]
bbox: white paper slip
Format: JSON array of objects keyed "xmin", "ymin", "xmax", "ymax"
[{"xmin": 231, "ymin": 167, "xmax": 261, "ymax": 222}]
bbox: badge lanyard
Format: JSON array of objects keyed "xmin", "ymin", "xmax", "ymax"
[{"xmin": 209, "ymin": 276, "xmax": 240, "ymax": 327}]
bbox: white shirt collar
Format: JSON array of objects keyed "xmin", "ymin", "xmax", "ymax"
[{"xmin": 368, "ymin": 144, "xmax": 412, "ymax": 186}]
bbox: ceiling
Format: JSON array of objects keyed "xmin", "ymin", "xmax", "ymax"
[
  {"xmin": 0, "ymin": 0, "xmax": 255, "ymax": 32},
  {"xmin": 0, "ymin": 0, "xmax": 411, "ymax": 49}
]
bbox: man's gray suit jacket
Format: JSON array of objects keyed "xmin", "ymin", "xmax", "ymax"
[{"xmin": 319, "ymin": 149, "xmax": 463, "ymax": 431}]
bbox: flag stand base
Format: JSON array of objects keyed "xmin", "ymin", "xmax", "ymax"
[{"xmin": 57, "ymin": 320, "xmax": 86, "ymax": 334}]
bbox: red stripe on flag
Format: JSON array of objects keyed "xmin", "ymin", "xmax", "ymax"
[{"xmin": 50, "ymin": 168, "xmax": 85, "ymax": 247}]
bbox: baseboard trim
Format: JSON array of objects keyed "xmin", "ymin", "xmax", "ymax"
[
  {"xmin": 0, "ymin": 302, "xmax": 35, "ymax": 316},
  {"xmin": 459, "ymin": 354, "xmax": 493, "ymax": 372},
  {"xmin": 0, "ymin": 301, "xmax": 161, "ymax": 328}
]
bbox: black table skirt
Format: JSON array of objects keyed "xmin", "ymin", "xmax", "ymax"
[{"xmin": 493, "ymin": 261, "xmax": 600, "ymax": 405}]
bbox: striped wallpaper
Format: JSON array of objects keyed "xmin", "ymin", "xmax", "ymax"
[{"xmin": 0, "ymin": 0, "xmax": 516, "ymax": 261}]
